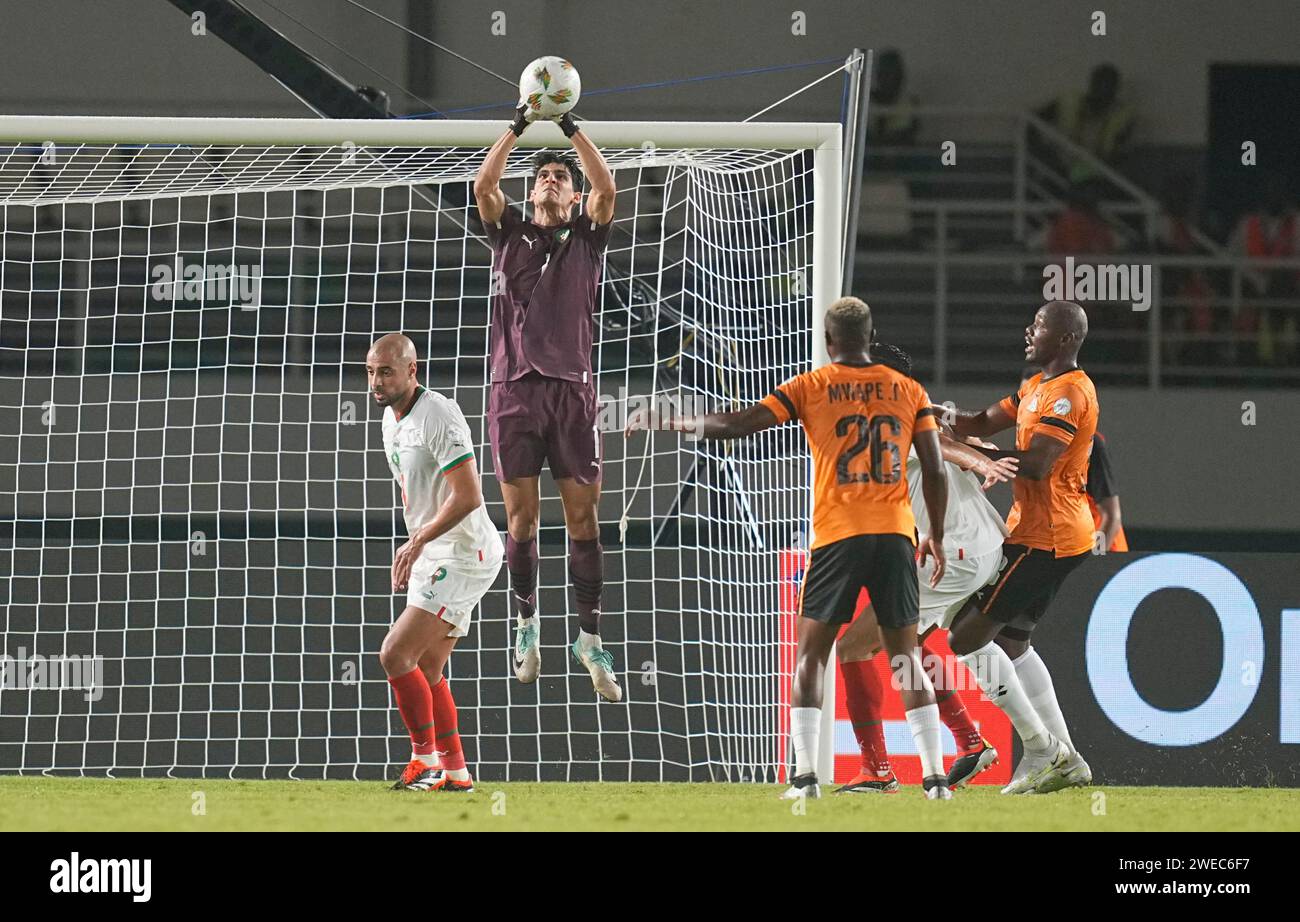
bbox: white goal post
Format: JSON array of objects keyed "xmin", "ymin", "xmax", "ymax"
[{"xmin": 0, "ymin": 115, "xmax": 841, "ymax": 781}]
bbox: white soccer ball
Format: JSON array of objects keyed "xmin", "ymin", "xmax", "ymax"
[{"xmin": 518, "ymin": 56, "xmax": 581, "ymax": 120}]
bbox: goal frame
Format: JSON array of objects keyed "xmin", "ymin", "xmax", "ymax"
[{"xmin": 0, "ymin": 114, "xmax": 843, "ymax": 780}]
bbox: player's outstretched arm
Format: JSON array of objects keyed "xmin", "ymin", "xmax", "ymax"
[
  {"xmin": 950, "ymin": 432, "xmax": 1068, "ymax": 482},
  {"xmin": 938, "ymin": 432, "xmax": 1019, "ymax": 489},
  {"xmin": 391, "ymin": 459, "xmax": 485, "ymax": 591},
  {"xmin": 913, "ymin": 428, "xmax": 948, "ymax": 588},
  {"xmin": 936, "ymin": 400, "xmax": 1015, "ymax": 438},
  {"xmin": 624, "ymin": 402, "xmax": 778, "ymax": 441},
  {"xmin": 562, "ymin": 118, "xmax": 617, "ymax": 225}
]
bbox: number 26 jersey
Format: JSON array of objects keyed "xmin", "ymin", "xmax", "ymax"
[{"xmin": 760, "ymin": 362, "xmax": 938, "ymax": 550}]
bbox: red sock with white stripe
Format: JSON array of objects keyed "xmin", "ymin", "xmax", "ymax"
[
  {"xmin": 430, "ymin": 675, "xmax": 469, "ymax": 781},
  {"xmin": 387, "ymin": 667, "xmax": 436, "ymax": 764},
  {"xmin": 924, "ymin": 636, "xmax": 983, "ymax": 752},
  {"xmin": 840, "ymin": 657, "xmax": 892, "ymax": 777}
]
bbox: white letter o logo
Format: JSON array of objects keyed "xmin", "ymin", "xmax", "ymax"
[{"xmin": 1086, "ymin": 554, "xmax": 1263, "ymax": 746}]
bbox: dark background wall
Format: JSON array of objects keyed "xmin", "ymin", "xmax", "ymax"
[{"xmin": 1, "ymin": 0, "xmax": 1296, "ymax": 144}]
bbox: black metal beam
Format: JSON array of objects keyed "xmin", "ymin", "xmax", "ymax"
[
  {"xmin": 160, "ymin": 0, "xmax": 390, "ymax": 119},
  {"xmin": 407, "ymin": 0, "xmax": 435, "ymax": 104}
]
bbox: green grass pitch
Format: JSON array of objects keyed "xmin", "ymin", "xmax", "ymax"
[{"xmin": 2, "ymin": 778, "xmax": 1298, "ymax": 831}]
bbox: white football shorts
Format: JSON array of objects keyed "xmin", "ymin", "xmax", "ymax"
[
  {"xmin": 916, "ymin": 546, "xmax": 1003, "ymax": 634},
  {"xmin": 406, "ymin": 552, "xmax": 503, "ymax": 638}
]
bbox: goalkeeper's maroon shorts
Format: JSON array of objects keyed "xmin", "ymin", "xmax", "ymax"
[{"xmin": 488, "ymin": 371, "xmax": 602, "ymax": 485}]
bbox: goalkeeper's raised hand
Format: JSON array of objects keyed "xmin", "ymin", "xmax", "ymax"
[
  {"xmin": 509, "ymin": 100, "xmax": 541, "ymax": 137},
  {"xmin": 554, "ymin": 111, "xmax": 580, "ymax": 139}
]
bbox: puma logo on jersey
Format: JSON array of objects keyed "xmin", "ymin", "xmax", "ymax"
[{"xmin": 522, "ymin": 235, "xmax": 536, "ymax": 250}]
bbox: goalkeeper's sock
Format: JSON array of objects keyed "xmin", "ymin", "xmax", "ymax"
[
  {"xmin": 568, "ymin": 537, "xmax": 604, "ymax": 635},
  {"xmin": 506, "ymin": 535, "xmax": 538, "ymax": 620},
  {"xmin": 923, "ymin": 636, "xmax": 983, "ymax": 752},
  {"xmin": 958, "ymin": 642, "xmax": 1049, "ymax": 749},
  {"xmin": 839, "ymin": 657, "xmax": 891, "ymax": 776},
  {"xmin": 790, "ymin": 707, "xmax": 820, "ymax": 778},
  {"xmin": 1012, "ymin": 646, "xmax": 1073, "ymax": 750},
  {"xmin": 387, "ymin": 667, "xmax": 435, "ymax": 756},
  {"xmin": 429, "ymin": 675, "xmax": 466, "ymax": 772}
]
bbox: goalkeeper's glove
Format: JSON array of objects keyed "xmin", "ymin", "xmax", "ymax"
[
  {"xmin": 509, "ymin": 100, "xmax": 539, "ymax": 137},
  {"xmin": 554, "ymin": 111, "xmax": 579, "ymax": 139}
]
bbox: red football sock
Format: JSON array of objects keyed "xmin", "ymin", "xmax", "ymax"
[
  {"xmin": 429, "ymin": 675, "xmax": 466, "ymax": 772},
  {"xmin": 924, "ymin": 637, "xmax": 983, "ymax": 752},
  {"xmin": 840, "ymin": 657, "xmax": 891, "ymax": 776},
  {"xmin": 388, "ymin": 667, "xmax": 436, "ymax": 759}
]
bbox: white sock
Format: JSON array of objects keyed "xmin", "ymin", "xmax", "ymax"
[
  {"xmin": 958, "ymin": 642, "xmax": 1050, "ymax": 750},
  {"xmin": 577, "ymin": 629, "xmax": 601, "ymax": 651},
  {"xmin": 445, "ymin": 767, "xmax": 470, "ymax": 782},
  {"xmin": 517, "ymin": 614, "xmax": 538, "ymax": 629},
  {"xmin": 790, "ymin": 707, "xmax": 820, "ymax": 778},
  {"xmin": 904, "ymin": 703, "xmax": 944, "ymax": 779},
  {"xmin": 1013, "ymin": 647, "xmax": 1073, "ymax": 750},
  {"xmin": 412, "ymin": 750, "xmax": 439, "ymax": 768}
]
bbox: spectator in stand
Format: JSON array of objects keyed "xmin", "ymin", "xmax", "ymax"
[
  {"xmin": 1228, "ymin": 173, "xmax": 1299, "ymax": 365},
  {"xmin": 1035, "ymin": 64, "xmax": 1136, "ymax": 186},
  {"xmin": 1045, "ymin": 180, "xmax": 1115, "ymax": 257},
  {"xmin": 1155, "ymin": 176, "xmax": 1217, "ymax": 367}
]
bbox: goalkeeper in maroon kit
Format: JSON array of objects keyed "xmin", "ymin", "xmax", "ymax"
[{"xmin": 473, "ymin": 98, "xmax": 620, "ymax": 700}]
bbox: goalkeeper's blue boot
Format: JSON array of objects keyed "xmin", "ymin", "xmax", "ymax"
[
  {"xmin": 571, "ymin": 633, "xmax": 622, "ymax": 702},
  {"xmin": 514, "ymin": 615, "xmax": 540, "ymax": 684}
]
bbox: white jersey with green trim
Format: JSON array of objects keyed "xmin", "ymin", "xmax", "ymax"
[
  {"xmin": 381, "ymin": 387, "xmax": 501, "ymax": 563},
  {"xmin": 906, "ymin": 448, "xmax": 1009, "ymax": 559}
]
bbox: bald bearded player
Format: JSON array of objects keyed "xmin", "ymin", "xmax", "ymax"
[{"xmin": 473, "ymin": 102, "xmax": 621, "ymax": 701}]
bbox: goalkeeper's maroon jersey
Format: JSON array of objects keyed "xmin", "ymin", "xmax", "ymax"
[{"xmin": 483, "ymin": 204, "xmax": 612, "ymax": 386}]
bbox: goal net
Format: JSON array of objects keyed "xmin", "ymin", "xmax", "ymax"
[{"xmin": 0, "ymin": 116, "xmax": 841, "ymax": 781}]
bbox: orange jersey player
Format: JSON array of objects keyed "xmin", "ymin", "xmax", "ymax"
[
  {"xmin": 627, "ymin": 296, "xmax": 957, "ymax": 800},
  {"xmin": 1019, "ymin": 366, "xmax": 1127, "ymax": 553},
  {"xmin": 940, "ymin": 300, "xmax": 1097, "ymax": 796}
]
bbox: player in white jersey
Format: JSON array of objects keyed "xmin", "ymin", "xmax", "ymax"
[
  {"xmin": 368, "ymin": 334, "xmax": 504, "ymax": 793},
  {"xmin": 906, "ymin": 442, "xmax": 1011, "ymax": 634},
  {"xmin": 834, "ymin": 343, "xmax": 1016, "ymax": 792}
]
